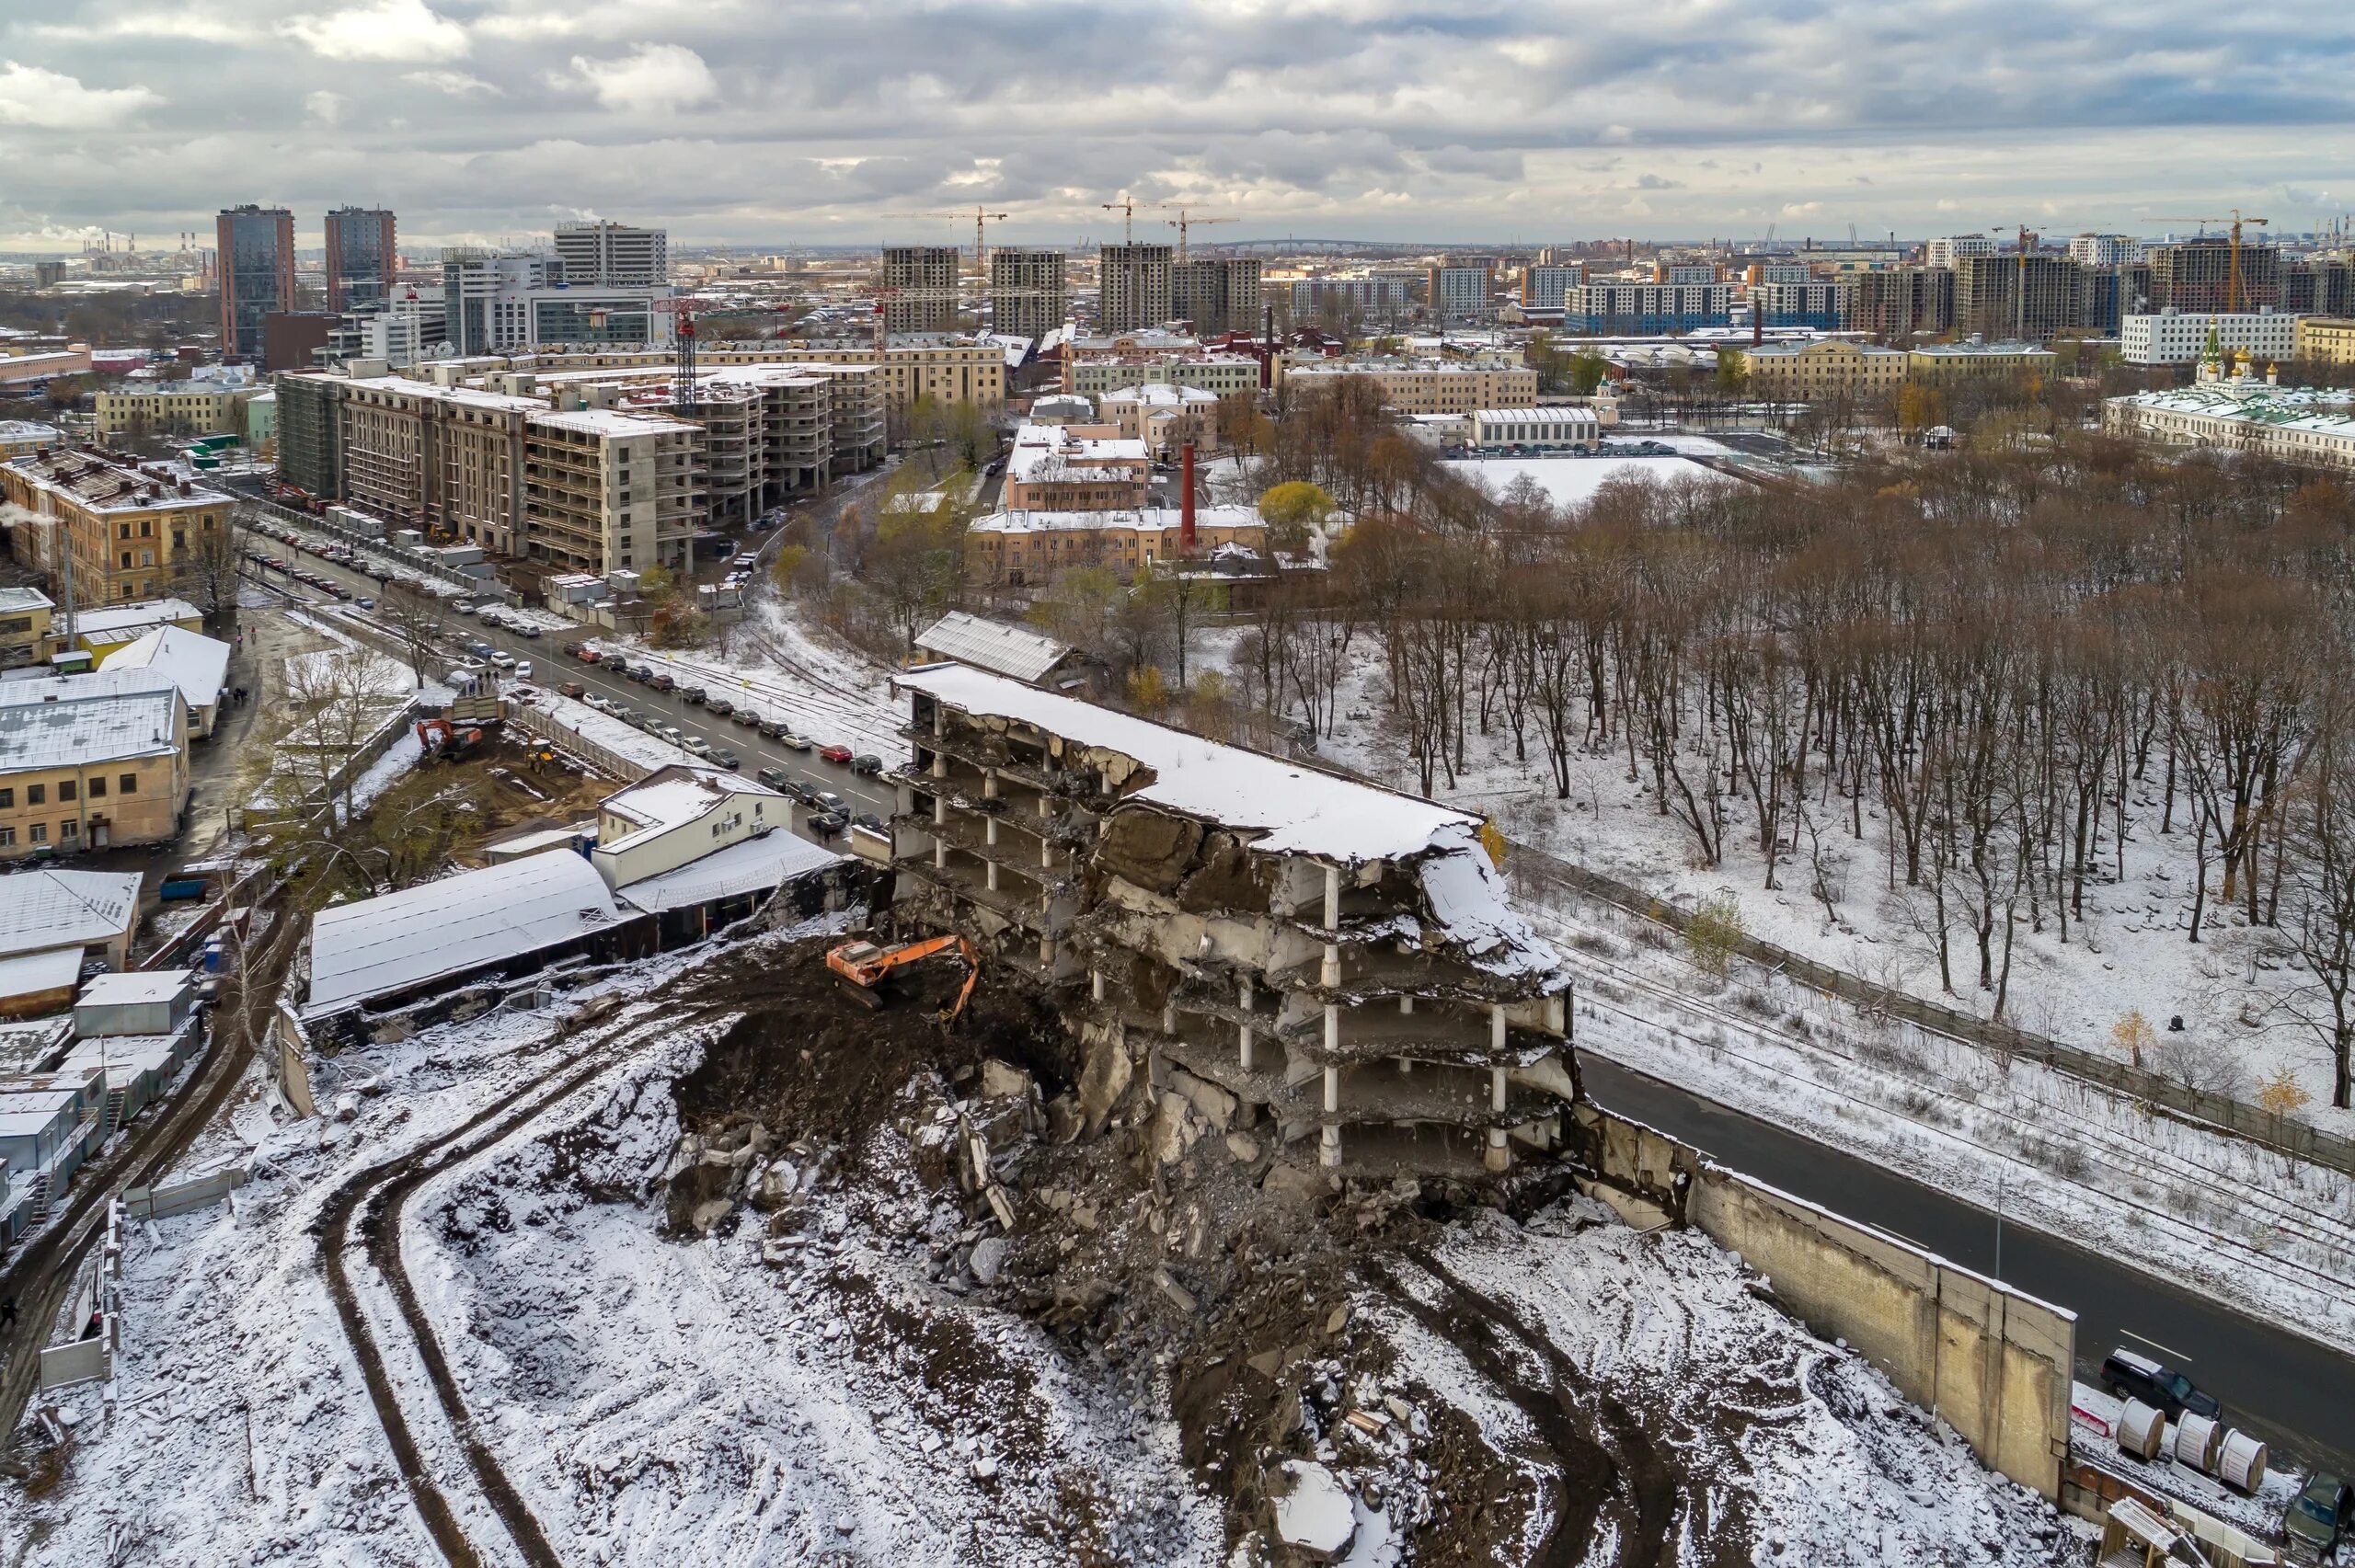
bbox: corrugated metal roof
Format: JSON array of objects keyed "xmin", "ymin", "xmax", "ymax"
[
  {"xmin": 0, "ymin": 670, "xmax": 180, "ymax": 771},
  {"xmin": 615, "ymin": 829, "xmax": 841, "ymax": 914},
  {"xmin": 913, "ymin": 611, "xmax": 1074, "ymax": 685},
  {"xmin": 0, "ymin": 869, "xmax": 142, "ymax": 960},
  {"xmin": 305, "ymin": 850, "xmax": 631, "ymax": 1016}
]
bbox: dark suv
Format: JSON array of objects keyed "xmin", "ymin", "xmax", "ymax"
[
  {"xmin": 2101, "ymin": 1348, "xmax": 2221, "ymax": 1423},
  {"xmin": 2287, "ymin": 1471, "xmax": 2349, "ymax": 1565}
]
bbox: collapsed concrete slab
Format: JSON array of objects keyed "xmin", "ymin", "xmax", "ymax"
[{"xmin": 886, "ymin": 662, "xmax": 1575, "ymax": 1173}]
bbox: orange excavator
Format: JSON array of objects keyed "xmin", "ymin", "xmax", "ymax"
[
  {"xmin": 825, "ymin": 933, "xmax": 981, "ymax": 1023},
  {"xmin": 414, "ymin": 716, "xmax": 482, "ymax": 763}
]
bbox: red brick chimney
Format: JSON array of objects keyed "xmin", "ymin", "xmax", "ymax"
[{"xmin": 1179, "ymin": 441, "xmax": 1197, "ymax": 556}]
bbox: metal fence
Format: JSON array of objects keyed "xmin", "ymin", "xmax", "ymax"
[{"xmin": 1506, "ymin": 845, "xmax": 2355, "ymax": 1179}]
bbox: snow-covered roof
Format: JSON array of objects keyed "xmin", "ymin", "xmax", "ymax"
[
  {"xmin": 304, "ymin": 850, "xmax": 632, "ymax": 1016},
  {"xmin": 969, "ymin": 504, "xmax": 1261, "ymax": 536},
  {"xmin": 77, "ymin": 968, "xmax": 193, "ymax": 1007},
  {"xmin": 1098, "ymin": 383, "xmax": 1220, "ymax": 407},
  {"xmin": 913, "ymin": 611, "xmax": 1074, "ymax": 685},
  {"xmin": 0, "ymin": 670, "xmax": 180, "ymax": 771},
  {"xmin": 511, "ymin": 688, "xmax": 700, "ymax": 774},
  {"xmin": 482, "ymin": 822, "xmax": 596, "ymax": 861},
  {"xmin": 0, "ymin": 947, "xmax": 82, "ymax": 1003},
  {"xmin": 98, "ymin": 626, "xmax": 232, "ymax": 710},
  {"xmin": 66, "ymin": 598, "xmax": 201, "ymax": 642},
  {"xmin": 614, "ymin": 828, "xmax": 841, "ymax": 913},
  {"xmin": 532, "ymin": 407, "xmax": 693, "ymax": 439},
  {"xmin": 600, "ymin": 765, "xmax": 780, "ymax": 853},
  {"xmin": 1005, "ymin": 422, "xmax": 1148, "ymax": 485},
  {"xmin": 0, "ymin": 869, "xmax": 142, "ymax": 959}
]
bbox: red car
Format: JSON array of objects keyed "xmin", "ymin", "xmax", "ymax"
[{"xmin": 818, "ymin": 743, "xmax": 854, "ymax": 765}]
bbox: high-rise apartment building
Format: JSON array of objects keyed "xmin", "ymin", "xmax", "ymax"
[
  {"xmin": 1170, "ymin": 257, "xmax": 1262, "ymax": 336},
  {"xmin": 1426, "ymin": 263, "xmax": 1495, "ymax": 323},
  {"xmin": 1926, "ymin": 235, "xmax": 1998, "ymax": 268},
  {"xmin": 1098, "ymin": 243, "xmax": 1175, "ymax": 332},
  {"xmin": 2068, "ymin": 234, "xmax": 2140, "ymax": 268},
  {"xmin": 880, "ymin": 246, "xmax": 961, "ymax": 333},
  {"xmin": 1951, "ymin": 254, "xmax": 2084, "ymax": 341},
  {"xmin": 1520, "ymin": 264, "xmax": 1583, "ymax": 310},
  {"xmin": 990, "ymin": 249, "xmax": 1068, "ymax": 340},
  {"xmin": 323, "ymin": 207, "xmax": 396, "ymax": 312},
  {"xmin": 2148, "ymin": 239, "xmax": 2282, "ymax": 314},
  {"xmin": 554, "ymin": 221, "xmax": 669, "ymax": 288},
  {"xmin": 216, "ymin": 205, "xmax": 295, "ymax": 360},
  {"xmin": 1849, "ymin": 267, "xmax": 1955, "ymax": 338},
  {"xmin": 2286, "ymin": 257, "xmax": 2355, "ymax": 318},
  {"xmin": 441, "ymin": 249, "xmax": 671, "ymax": 355}
]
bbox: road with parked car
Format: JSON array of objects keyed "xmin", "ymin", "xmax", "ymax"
[{"xmin": 237, "ymin": 521, "xmax": 900, "ymax": 837}]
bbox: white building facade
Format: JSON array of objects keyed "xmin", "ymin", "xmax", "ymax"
[{"xmin": 2120, "ymin": 310, "xmax": 2299, "ymax": 367}]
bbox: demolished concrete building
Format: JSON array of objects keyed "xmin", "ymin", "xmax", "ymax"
[{"xmin": 889, "ymin": 662, "xmax": 1575, "ymax": 1173}]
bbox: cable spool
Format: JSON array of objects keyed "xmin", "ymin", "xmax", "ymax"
[
  {"xmin": 2173, "ymin": 1412, "xmax": 2223, "ymax": 1472},
  {"xmin": 2116, "ymin": 1400, "xmax": 2165, "ymax": 1462},
  {"xmin": 2217, "ymin": 1429, "xmax": 2268, "ymax": 1494}
]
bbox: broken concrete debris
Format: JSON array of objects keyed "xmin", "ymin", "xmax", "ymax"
[{"xmin": 1267, "ymin": 1459, "xmax": 1357, "ymax": 1561}]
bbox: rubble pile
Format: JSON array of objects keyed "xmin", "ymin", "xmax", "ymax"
[{"xmin": 645, "ymin": 937, "xmax": 2076, "ymax": 1567}]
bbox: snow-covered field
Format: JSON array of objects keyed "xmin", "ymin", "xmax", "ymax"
[{"xmin": 585, "ymin": 599, "xmax": 904, "ymax": 758}]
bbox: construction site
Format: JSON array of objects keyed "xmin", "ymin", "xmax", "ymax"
[{"xmin": 0, "ymin": 650, "xmax": 2106, "ymax": 1567}]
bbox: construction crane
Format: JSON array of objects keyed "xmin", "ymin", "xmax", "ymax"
[
  {"xmin": 1101, "ymin": 194, "xmax": 1138, "ymax": 244},
  {"xmin": 2152, "ymin": 211, "xmax": 2272, "ymax": 312},
  {"xmin": 826, "ymin": 933, "xmax": 981, "ymax": 1022},
  {"xmin": 1164, "ymin": 209, "xmax": 1236, "ymax": 261},
  {"xmin": 882, "ymin": 206, "xmax": 1010, "ymax": 276}
]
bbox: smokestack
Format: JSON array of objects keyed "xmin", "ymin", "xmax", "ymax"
[
  {"xmin": 1753, "ymin": 307, "xmax": 1763, "ymax": 347},
  {"xmin": 1179, "ymin": 441, "xmax": 1197, "ymax": 556},
  {"xmin": 1261, "ymin": 303, "xmax": 1275, "ymax": 390}
]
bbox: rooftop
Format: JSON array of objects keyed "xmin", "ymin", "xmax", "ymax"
[
  {"xmin": 305, "ymin": 849, "xmax": 631, "ymax": 1016},
  {"xmin": 0, "ymin": 588, "xmax": 52, "ymax": 615},
  {"xmin": 1, "ymin": 451, "xmax": 229, "ymax": 514},
  {"xmin": 0, "ymin": 670, "xmax": 181, "ymax": 772},
  {"xmin": 98, "ymin": 626, "xmax": 232, "ymax": 710},
  {"xmin": 1911, "ymin": 340, "xmax": 2055, "ymax": 357},
  {"xmin": 0, "ymin": 947, "xmax": 82, "ymax": 1003},
  {"xmin": 66, "ymin": 598, "xmax": 201, "ymax": 640},
  {"xmin": 914, "ymin": 611, "xmax": 1075, "ymax": 685},
  {"xmin": 0, "ymin": 868, "xmax": 143, "ymax": 960},
  {"xmin": 599, "ymin": 764, "xmax": 783, "ymax": 853},
  {"xmin": 2109, "ymin": 380, "xmax": 2355, "ymax": 437},
  {"xmin": 613, "ymin": 828, "xmax": 840, "ymax": 913},
  {"xmin": 1099, "ymin": 383, "xmax": 1221, "ymax": 407},
  {"xmin": 77, "ymin": 968, "xmax": 194, "ymax": 1008},
  {"xmin": 1006, "ymin": 423, "xmax": 1150, "ymax": 486},
  {"xmin": 969, "ymin": 504, "xmax": 1262, "ymax": 536},
  {"xmin": 531, "ymin": 407, "xmax": 695, "ymax": 439}
]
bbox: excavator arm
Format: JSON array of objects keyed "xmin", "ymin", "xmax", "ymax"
[{"xmin": 825, "ymin": 933, "xmax": 982, "ymax": 1024}]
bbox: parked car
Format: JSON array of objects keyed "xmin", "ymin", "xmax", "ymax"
[
  {"xmin": 515, "ymin": 623, "xmax": 542, "ymax": 639},
  {"xmin": 2286, "ymin": 1471, "xmax": 2350, "ymax": 1565},
  {"xmin": 559, "ymin": 681, "xmax": 585, "ymax": 698},
  {"xmin": 684, "ymin": 738, "xmax": 714, "ymax": 759},
  {"xmin": 815, "ymin": 790, "xmax": 846, "ymax": 812},
  {"xmin": 850, "ymin": 753, "xmax": 883, "ymax": 776},
  {"xmin": 681, "ymin": 686, "xmax": 706, "ymax": 705},
  {"xmin": 626, "ymin": 664, "xmax": 653, "ymax": 682},
  {"xmin": 491, "ymin": 653, "xmax": 517, "ymax": 672},
  {"xmin": 787, "ymin": 781, "xmax": 821, "ymax": 807},
  {"xmin": 709, "ymin": 749, "xmax": 741, "ymax": 771},
  {"xmin": 705, "ymin": 696, "xmax": 735, "ymax": 717},
  {"xmin": 512, "ymin": 660, "xmax": 533, "ymax": 681},
  {"xmin": 2100, "ymin": 1349, "xmax": 2220, "ymax": 1423},
  {"xmin": 757, "ymin": 767, "xmax": 793, "ymax": 791},
  {"xmin": 818, "ymin": 743, "xmax": 854, "ymax": 764},
  {"xmin": 853, "ymin": 812, "xmax": 884, "ymax": 833},
  {"xmin": 354, "ymin": 596, "xmax": 375, "ymax": 610},
  {"xmin": 810, "ymin": 808, "xmax": 850, "ymax": 837},
  {"xmin": 730, "ymin": 706, "xmax": 763, "ymax": 727},
  {"xmin": 650, "ymin": 673, "xmax": 677, "ymax": 692},
  {"xmin": 560, "ymin": 641, "xmax": 585, "ymax": 658}
]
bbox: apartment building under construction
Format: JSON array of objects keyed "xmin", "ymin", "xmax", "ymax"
[
  {"xmin": 881, "ymin": 246, "xmax": 961, "ymax": 333},
  {"xmin": 889, "ymin": 662, "xmax": 1576, "ymax": 1173},
  {"xmin": 410, "ymin": 339, "xmax": 1005, "ymax": 415},
  {"xmin": 1098, "ymin": 243, "xmax": 1175, "ymax": 332},
  {"xmin": 990, "ymin": 249, "xmax": 1068, "ymax": 340},
  {"xmin": 1951, "ymin": 254, "xmax": 2084, "ymax": 341}
]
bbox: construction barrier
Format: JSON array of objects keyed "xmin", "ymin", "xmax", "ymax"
[{"xmin": 121, "ymin": 1165, "xmax": 247, "ymax": 1221}]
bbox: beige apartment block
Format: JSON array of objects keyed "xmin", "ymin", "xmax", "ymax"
[
  {"xmin": 2294, "ymin": 317, "xmax": 2355, "ymax": 368},
  {"xmin": 522, "ymin": 410, "xmax": 703, "ymax": 575},
  {"xmin": 94, "ymin": 383, "xmax": 258, "ymax": 442},
  {"xmin": 0, "ymin": 448, "xmax": 232, "ymax": 605},
  {"xmin": 965, "ymin": 505, "xmax": 1266, "ymax": 589},
  {"xmin": 1906, "ymin": 341, "xmax": 2060, "ymax": 384},
  {"xmin": 0, "ymin": 670, "xmax": 188, "ymax": 857},
  {"xmin": 1740, "ymin": 338, "xmax": 1910, "ymax": 402},
  {"xmin": 1281, "ymin": 359, "xmax": 1538, "ymax": 414}
]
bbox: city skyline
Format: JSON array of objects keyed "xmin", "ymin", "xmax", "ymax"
[{"xmin": 0, "ymin": 0, "xmax": 2349, "ymax": 252}]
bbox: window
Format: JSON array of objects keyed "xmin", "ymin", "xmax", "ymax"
[
  {"xmin": 139, "ymin": 520, "xmax": 152, "ymax": 537},
  {"xmin": 174, "ymin": 530, "xmax": 186, "ymax": 549},
  {"xmin": 121, "ymin": 552, "xmax": 132, "ymax": 569},
  {"xmin": 0, "ymin": 829, "xmax": 12, "ymax": 847},
  {"xmin": 25, "ymin": 784, "xmax": 42, "ymax": 806},
  {"xmin": 119, "ymin": 773, "xmax": 136, "ymax": 794},
  {"xmin": 0, "ymin": 788, "xmax": 12, "ymax": 808},
  {"xmin": 57, "ymin": 780, "xmax": 75, "ymax": 802},
  {"xmin": 119, "ymin": 523, "xmax": 132, "ymax": 541},
  {"xmin": 29, "ymin": 825, "xmax": 44, "ymax": 844},
  {"xmin": 87, "ymin": 777, "xmax": 105, "ymax": 799},
  {"xmin": 59, "ymin": 821, "xmax": 75, "ymax": 841}
]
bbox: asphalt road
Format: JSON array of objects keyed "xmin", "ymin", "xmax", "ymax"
[
  {"xmin": 238, "ymin": 530, "xmax": 900, "ymax": 831},
  {"xmin": 1580, "ymin": 1053, "xmax": 2355, "ymax": 1480}
]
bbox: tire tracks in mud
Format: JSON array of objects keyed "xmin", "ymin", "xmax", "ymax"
[
  {"xmin": 1368, "ymin": 1249, "xmax": 1678, "ymax": 1568},
  {"xmin": 317, "ymin": 959, "xmax": 821, "ymax": 1567}
]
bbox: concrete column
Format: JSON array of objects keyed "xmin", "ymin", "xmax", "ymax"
[
  {"xmin": 933, "ymin": 704, "xmax": 945, "ymax": 738},
  {"xmin": 1490, "ymin": 1004, "xmax": 1507, "ymax": 1053},
  {"xmin": 931, "ymin": 751, "xmax": 947, "ymax": 780},
  {"xmin": 1090, "ymin": 968, "xmax": 1104, "ymax": 1002},
  {"xmin": 933, "ymin": 840, "xmax": 947, "ymax": 870},
  {"xmin": 1399, "ymin": 995, "xmax": 1413, "ymax": 1013},
  {"xmin": 1038, "ymin": 934, "xmax": 1053, "ymax": 970},
  {"xmin": 1490, "ymin": 1064, "xmax": 1507, "ymax": 1114},
  {"xmin": 932, "ymin": 795, "xmax": 946, "ymax": 826},
  {"xmin": 1161, "ymin": 1001, "xmax": 1177, "ymax": 1036},
  {"xmin": 1322, "ymin": 1065, "xmax": 1338, "ymax": 1113},
  {"xmin": 1549, "ymin": 990, "xmax": 1568, "ymax": 1036},
  {"xmin": 1321, "ymin": 943, "xmax": 1339, "ymax": 988},
  {"xmin": 982, "ymin": 768, "xmax": 998, "ymax": 800},
  {"xmin": 1397, "ymin": 1057, "xmax": 1412, "ymax": 1074},
  {"xmin": 1323, "ymin": 863, "xmax": 1341, "ymax": 929},
  {"xmin": 1238, "ymin": 978, "xmax": 1255, "ymax": 1070},
  {"xmin": 1486, "ymin": 1127, "xmax": 1510, "ymax": 1172},
  {"xmin": 1040, "ymin": 837, "xmax": 1051, "ymax": 869},
  {"xmin": 1324, "ymin": 1003, "xmax": 1338, "ymax": 1056},
  {"xmin": 985, "ymin": 816, "xmax": 998, "ymax": 847},
  {"xmin": 985, "ymin": 861, "xmax": 998, "ymax": 893},
  {"xmin": 1321, "ymin": 1123, "xmax": 1342, "ymax": 1168}
]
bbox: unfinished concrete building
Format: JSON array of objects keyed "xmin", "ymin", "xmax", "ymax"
[
  {"xmin": 991, "ymin": 248, "xmax": 1069, "ymax": 341},
  {"xmin": 888, "ymin": 663, "xmax": 1575, "ymax": 1173},
  {"xmin": 881, "ymin": 246, "xmax": 962, "ymax": 333}
]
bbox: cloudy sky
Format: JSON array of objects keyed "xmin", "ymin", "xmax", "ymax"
[{"xmin": 0, "ymin": 0, "xmax": 2350, "ymax": 252}]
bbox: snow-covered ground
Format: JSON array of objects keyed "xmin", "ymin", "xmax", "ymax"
[
  {"xmin": 586, "ymin": 599, "xmax": 903, "ymax": 758},
  {"xmin": 1442, "ymin": 454, "xmax": 1733, "ymax": 508},
  {"xmin": 8, "ymin": 930, "xmax": 2085, "ymax": 1567}
]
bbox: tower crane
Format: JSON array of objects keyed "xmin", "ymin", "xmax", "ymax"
[
  {"xmin": 2151, "ymin": 211, "xmax": 2271, "ymax": 312},
  {"xmin": 1101, "ymin": 194, "xmax": 1137, "ymax": 244},
  {"xmin": 880, "ymin": 206, "xmax": 1009, "ymax": 276},
  {"xmin": 1164, "ymin": 210, "xmax": 1236, "ymax": 261}
]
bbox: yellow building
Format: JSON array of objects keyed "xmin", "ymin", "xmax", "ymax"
[
  {"xmin": 967, "ymin": 505, "xmax": 1267, "ymax": 589},
  {"xmin": 1739, "ymin": 338, "xmax": 1910, "ymax": 401},
  {"xmin": 0, "ymin": 449, "xmax": 234, "ymax": 605},
  {"xmin": 0, "ymin": 669, "xmax": 189, "ymax": 856},
  {"xmin": 2293, "ymin": 317, "xmax": 2355, "ymax": 368},
  {"xmin": 1281, "ymin": 359, "xmax": 1538, "ymax": 414},
  {"xmin": 1906, "ymin": 341, "xmax": 2059, "ymax": 385},
  {"xmin": 94, "ymin": 382, "xmax": 258, "ymax": 442},
  {"xmin": 427, "ymin": 338, "xmax": 1005, "ymax": 415},
  {"xmin": 0, "ymin": 588, "xmax": 54, "ymax": 670}
]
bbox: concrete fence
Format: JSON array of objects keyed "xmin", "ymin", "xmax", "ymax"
[
  {"xmin": 503, "ymin": 704, "xmax": 658, "ymax": 784},
  {"xmin": 121, "ymin": 1164, "xmax": 247, "ymax": 1221},
  {"xmin": 1511, "ymin": 848, "xmax": 2355, "ymax": 1179},
  {"xmin": 38, "ymin": 1333, "xmax": 110, "ymax": 1392},
  {"xmin": 1569, "ymin": 1099, "xmax": 2074, "ymax": 1501}
]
